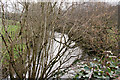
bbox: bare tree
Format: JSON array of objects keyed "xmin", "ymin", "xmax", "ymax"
[
  {"xmin": 0, "ymin": 1, "xmax": 81, "ymax": 79},
  {"xmin": 0, "ymin": 1, "xmax": 118, "ymax": 79}
]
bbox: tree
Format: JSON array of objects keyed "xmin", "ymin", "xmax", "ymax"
[{"xmin": 0, "ymin": 1, "xmax": 81, "ymax": 79}]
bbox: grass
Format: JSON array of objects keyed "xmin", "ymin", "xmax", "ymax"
[
  {"xmin": 0, "ymin": 19, "xmax": 26, "ymax": 63},
  {"xmin": 0, "ymin": 18, "xmax": 20, "ymax": 35},
  {"xmin": 7, "ymin": 25, "xmax": 20, "ymax": 39}
]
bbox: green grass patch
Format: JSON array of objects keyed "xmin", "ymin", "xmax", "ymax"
[
  {"xmin": 1, "ymin": 25, "xmax": 20, "ymax": 40},
  {"xmin": 1, "ymin": 21, "xmax": 23, "ymax": 64},
  {"xmin": 13, "ymin": 44, "xmax": 26, "ymax": 59}
]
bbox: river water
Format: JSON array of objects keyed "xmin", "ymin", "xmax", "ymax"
[
  {"xmin": 5, "ymin": 31, "xmax": 82, "ymax": 79},
  {"xmin": 52, "ymin": 32, "xmax": 82, "ymax": 78}
]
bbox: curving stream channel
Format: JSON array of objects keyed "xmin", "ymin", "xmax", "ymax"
[{"xmin": 5, "ymin": 31, "xmax": 82, "ymax": 79}]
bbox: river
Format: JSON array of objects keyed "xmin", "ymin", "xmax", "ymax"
[{"xmin": 5, "ymin": 31, "xmax": 82, "ymax": 79}]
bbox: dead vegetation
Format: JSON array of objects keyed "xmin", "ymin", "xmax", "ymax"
[{"xmin": 0, "ymin": 1, "xmax": 119, "ymax": 79}]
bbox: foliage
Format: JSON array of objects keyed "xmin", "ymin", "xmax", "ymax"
[{"xmin": 74, "ymin": 53, "xmax": 120, "ymax": 79}]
